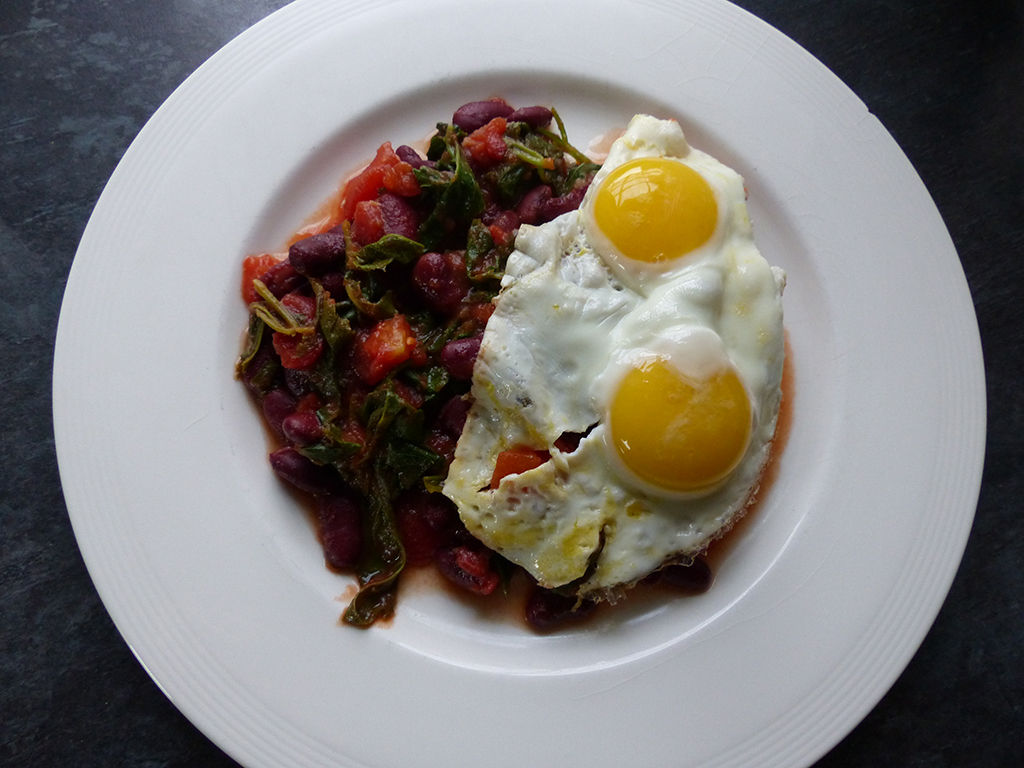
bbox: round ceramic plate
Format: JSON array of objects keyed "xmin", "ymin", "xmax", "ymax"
[{"xmin": 53, "ymin": 1, "xmax": 985, "ymax": 766}]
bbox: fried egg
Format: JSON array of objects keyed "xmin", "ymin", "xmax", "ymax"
[{"xmin": 442, "ymin": 114, "xmax": 786, "ymax": 598}]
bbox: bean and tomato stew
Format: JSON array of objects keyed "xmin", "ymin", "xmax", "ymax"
[
  {"xmin": 236, "ymin": 99, "xmax": 605, "ymax": 628},
  {"xmin": 236, "ymin": 99, "xmax": 712, "ymax": 630}
]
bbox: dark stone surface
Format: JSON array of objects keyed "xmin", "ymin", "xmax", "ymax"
[{"xmin": 1, "ymin": 1, "xmax": 1020, "ymax": 766}]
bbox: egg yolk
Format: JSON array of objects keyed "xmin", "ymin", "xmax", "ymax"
[
  {"xmin": 609, "ymin": 360, "xmax": 752, "ymax": 492},
  {"xmin": 593, "ymin": 157, "xmax": 717, "ymax": 264}
]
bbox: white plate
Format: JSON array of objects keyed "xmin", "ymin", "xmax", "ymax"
[{"xmin": 53, "ymin": 1, "xmax": 985, "ymax": 766}]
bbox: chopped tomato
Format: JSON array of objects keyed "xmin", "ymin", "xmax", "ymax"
[
  {"xmin": 463, "ymin": 116, "xmax": 508, "ymax": 168},
  {"xmin": 353, "ymin": 314, "xmax": 418, "ymax": 385},
  {"xmin": 241, "ymin": 253, "xmax": 285, "ymax": 303},
  {"xmin": 279, "ymin": 292, "xmax": 316, "ymax": 322},
  {"xmin": 273, "ymin": 330, "xmax": 324, "ymax": 370},
  {"xmin": 339, "ymin": 142, "xmax": 421, "ymax": 222},
  {"xmin": 272, "ymin": 293, "xmax": 323, "ymax": 370},
  {"xmin": 294, "ymin": 393, "xmax": 322, "ymax": 413},
  {"xmin": 488, "ymin": 222, "xmax": 514, "ymax": 248},
  {"xmin": 382, "ymin": 160, "xmax": 420, "ymax": 197},
  {"xmin": 490, "ymin": 446, "xmax": 550, "ymax": 489},
  {"xmin": 352, "ymin": 199, "xmax": 386, "ymax": 245}
]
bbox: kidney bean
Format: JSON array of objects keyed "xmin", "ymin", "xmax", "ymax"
[
  {"xmin": 395, "ymin": 144, "xmax": 432, "ymax": 169},
  {"xmin": 261, "ymin": 388, "xmax": 297, "ymax": 437},
  {"xmin": 268, "ymin": 446, "xmax": 339, "ymax": 495},
  {"xmin": 425, "ymin": 430, "xmax": 457, "ymax": 466},
  {"xmin": 508, "ymin": 105, "xmax": 553, "ymax": 128},
  {"xmin": 435, "ymin": 394, "xmax": 470, "ymax": 437},
  {"xmin": 282, "ymin": 368, "xmax": 315, "ymax": 399},
  {"xmin": 412, "ymin": 251, "xmax": 469, "ymax": 314},
  {"xmin": 516, "ymin": 184, "xmax": 553, "ymax": 225},
  {"xmin": 395, "ymin": 491, "xmax": 458, "ymax": 566},
  {"xmin": 435, "ymin": 545, "xmax": 499, "ymax": 595},
  {"xmin": 524, "ymin": 586, "xmax": 597, "ymax": 632},
  {"xmin": 316, "ymin": 493, "xmax": 362, "ymax": 570},
  {"xmin": 659, "ymin": 557, "xmax": 713, "ymax": 593},
  {"xmin": 377, "ymin": 192, "xmax": 421, "ymax": 239},
  {"xmin": 452, "ymin": 98, "xmax": 514, "ymax": 132},
  {"xmin": 288, "ymin": 231, "xmax": 346, "ymax": 276},
  {"xmin": 258, "ymin": 259, "xmax": 304, "ymax": 298},
  {"xmin": 312, "ymin": 272, "xmax": 344, "ymax": 304},
  {"xmin": 440, "ymin": 336, "xmax": 481, "ymax": 381},
  {"xmin": 553, "ymin": 431, "xmax": 584, "ymax": 454},
  {"xmin": 537, "ymin": 184, "xmax": 589, "ymax": 223},
  {"xmin": 483, "ymin": 207, "xmax": 519, "ymax": 235},
  {"xmin": 281, "ymin": 410, "xmax": 323, "ymax": 446}
]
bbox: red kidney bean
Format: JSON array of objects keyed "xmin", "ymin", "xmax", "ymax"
[
  {"xmin": 283, "ymin": 368, "xmax": 315, "ymax": 398},
  {"xmin": 412, "ymin": 251, "xmax": 469, "ymax": 314},
  {"xmin": 508, "ymin": 105, "xmax": 553, "ymax": 128},
  {"xmin": 440, "ymin": 336, "xmax": 481, "ymax": 381},
  {"xmin": 524, "ymin": 586, "xmax": 596, "ymax": 632},
  {"xmin": 315, "ymin": 270, "xmax": 345, "ymax": 301},
  {"xmin": 395, "ymin": 491, "xmax": 458, "ymax": 566},
  {"xmin": 316, "ymin": 494, "xmax": 362, "ymax": 570},
  {"xmin": 452, "ymin": 98, "xmax": 514, "ymax": 132},
  {"xmin": 281, "ymin": 410, "xmax": 323, "ymax": 446},
  {"xmin": 288, "ymin": 231, "xmax": 346, "ymax": 276},
  {"xmin": 435, "ymin": 394, "xmax": 470, "ymax": 437},
  {"xmin": 537, "ymin": 184, "xmax": 589, "ymax": 223},
  {"xmin": 553, "ymin": 431, "xmax": 584, "ymax": 454},
  {"xmin": 516, "ymin": 184, "xmax": 553, "ymax": 225},
  {"xmin": 268, "ymin": 447, "xmax": 339, "ymax": 495},
  {"xmin": 261, "ymin": 388, "xmax": 297, "ymax": 437},
  {"xmin": 659, "ymin": 557, "xmax": 713, "ymax": 593},
  {"xmin": 395, "ymin": 144, "xmax": 432, "ymax": 169},
  {"xmin": 435, "ymin": 545, "xmax": 499, "ymax": 595},
  {"xmin": 424, "ymin": 430, "xmax": 457, "ymax": 466},
  {"xmin": 482, "ymin": 207, "xmax": 519, "ymax": 234},
  {"xmin": 377, "ymin": 192, "xmax": 421, "ymax": 239},
  {"xmin": 258, "ymin": 258, "xmax": 303, "ymax": 298}
]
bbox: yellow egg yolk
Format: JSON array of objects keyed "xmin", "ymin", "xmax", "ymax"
[
  {"xmin": 593, "ymin": 157, "xmax": 718, "ymax": 264},
  {"xmin": 609, "ymin": 359, "xmax": 752, "ymax": 492}
]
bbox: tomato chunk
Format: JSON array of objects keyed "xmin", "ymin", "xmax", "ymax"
[
  {"xmin": 463, "ymin": 116, "xmax": 508, "ymax": 168},
  {"xmin": 273, "ymin": 330, "xmax": 323, "ymax": 370},
  {"xmin": 354, "ymin": 314, "xmax": 418, "ymax": 385},
  {"xmin": 382, "ymin": 160, "xmax": 420, "ymax": 197},
  {"xmin": 352, "ymin": 199, "xmax": 386, "ymax": 245},
  {"xmin": 339, "ymin": 142, "xmax": 421, "ymax": 222},
  {"xmin": 271, "ymin": 293, "xmax": 323, "ymax": 370},
  {"xmin": 241, "ymin": 253, "xmax": 284, "ymax": 303},
  {"xmin": 490, "ymin": 446, "xmax": 549, "ymax": 489}
]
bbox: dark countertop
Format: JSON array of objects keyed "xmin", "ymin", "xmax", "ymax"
[{"xmin": 2, "ymin": 1, "xmax": 1020, "ymax": 766}]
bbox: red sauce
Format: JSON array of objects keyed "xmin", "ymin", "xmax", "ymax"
[{"xmin": 705, "ymin": 330, "xmax": 794, "ymax": 570}]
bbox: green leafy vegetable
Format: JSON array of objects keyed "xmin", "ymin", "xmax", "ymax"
[
  {"xmin": 344, "ymin": 272, "xmax": 396, "ymax": 320},
  {"xmin": 415, "ymin": 125, "xmax": 485, "ymax": 249},
  {"xmin": 248, "ymin": 279, "xmax": 315, "ymax": 336},
  {"xmin": 311, "ymin": 280, "xmax": 353, "ymax": 351},
  {"xmin": 465, "ymin": 218, "xmax": 510, "ymax": 284},
  {"xmin": 342, "ymin": 460, "xmax": 406, "ymax": 627},
  {"xmin": 350, "ymin": 233, "xmax": 425, "ymax": 271}
]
